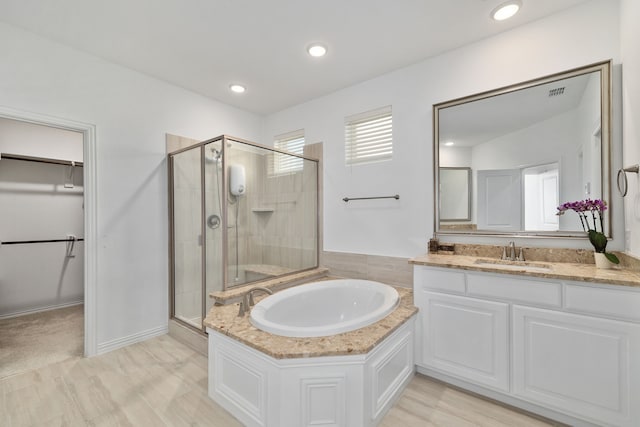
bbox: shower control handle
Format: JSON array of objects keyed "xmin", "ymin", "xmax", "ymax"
[{"xmin": 206, "ymin": 214, "xmax": 221, "ymax": 229}]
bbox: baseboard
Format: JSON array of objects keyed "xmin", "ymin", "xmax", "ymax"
[
  {"xmin": 97, "ymin": 324, "xmax": 168, "ymax": 355},
  {"xmin": 0, "ymin": 300, "xmax": 84, "ymax": 320}
]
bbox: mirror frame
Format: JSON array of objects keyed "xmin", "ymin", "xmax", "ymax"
[{"xmin": 433, "ymin": 60, "xmax": 612, "ymax": 238}]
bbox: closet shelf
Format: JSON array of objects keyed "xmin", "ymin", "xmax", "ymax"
[{"xmin": 1, "ymin": 153, "xmax": 83, "ymax": 167}]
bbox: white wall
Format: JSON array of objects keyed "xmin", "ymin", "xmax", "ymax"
[
  {"xmin": 264, "ymin": 0, "xmax": 622, "ymax": 257},
  {"xmin": 0, "ymin": 22, "xmax": 263, "ymax": 348},
  {"xmin": 620, "ymin": 0, "xmax": 640, "ymax": 256},
  {"xmin": 439, "ymin": 146, "xmax": 471, "ymax": 168}
]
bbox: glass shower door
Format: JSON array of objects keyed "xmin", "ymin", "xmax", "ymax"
[{"xmin": 170, "ymin": 147, "xmax": 203, "ymax": 328}]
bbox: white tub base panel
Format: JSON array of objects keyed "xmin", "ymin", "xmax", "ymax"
[{"xmin": 206, "ymin": 318, "xmax": 415, "ymax": 427}]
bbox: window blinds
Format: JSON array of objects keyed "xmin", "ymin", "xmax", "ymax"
[
  {"xmin": 345, "ymin": 105, "xmax": 392, "ymax": 165},
  {"xmin": 271, "ymin": 129, "xmax": 305, "ymax": 174}
]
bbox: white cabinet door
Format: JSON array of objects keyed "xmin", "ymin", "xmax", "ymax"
[
  {"xmin": 418, "ymin": 291, "xmax": 509, "ymax": 392},
  {"xmin": 512, "ymin": 305, "xmax": 640, "ymax": 427}
]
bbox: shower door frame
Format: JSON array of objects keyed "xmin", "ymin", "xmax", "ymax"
[{"xmin": 168, "ymin": 134, "xmax": 320, "ymax": 334}]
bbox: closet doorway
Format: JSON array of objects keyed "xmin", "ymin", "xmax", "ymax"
[{"xmin": 0, "ymin": 117, "xmax": 85, "ymax": 378}]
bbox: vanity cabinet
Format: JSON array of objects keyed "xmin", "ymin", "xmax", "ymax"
[
  {"xmin": 512, "ymin": 305, "xmax": 640, "ymax": 426},
  {"xmin": 413, "ymin": 265, "xmax": 640, "ymax": 427},
  {"xmin": 417, "ymin": 292, "xmax": 509, "ymax": 392}
]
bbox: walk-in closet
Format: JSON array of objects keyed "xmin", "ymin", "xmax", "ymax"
[{"xmin": 0, "ymin": 117, "xmax": 84, "ymax": 378}]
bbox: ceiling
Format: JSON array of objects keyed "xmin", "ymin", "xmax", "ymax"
[
  {"xmin": 1, "ymin": 0, "xmax": 591, "ymax": 115},
  {"xmin": 439, "ymin": 70, "xmax": 595, "ymax": 147}
]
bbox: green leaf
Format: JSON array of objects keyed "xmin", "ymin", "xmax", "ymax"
[
  {"xmin": 604, "ymin": 252, "xmax": 620, "ymax": 264},
  {"xmin": 588, "ymin": 230, "xmax": 608, "ymax": 252}
]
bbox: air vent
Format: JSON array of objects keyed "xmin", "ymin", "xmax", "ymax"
[{"xmin": 548, "ymin": 87, "xmax": 565, "ymax": 97}]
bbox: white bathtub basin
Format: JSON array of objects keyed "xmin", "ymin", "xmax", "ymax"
[{"xmin": 250, "ymin": 279, "xmax": 399, "ymax": 337}]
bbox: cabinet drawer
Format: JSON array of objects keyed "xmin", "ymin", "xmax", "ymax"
[
  {"xmin": 467, "ymin": 273, "xmax": 561, "ymax": 307},
  {"xmin": 414, "ymin": 266, "xmax": 465, "ymax": 294},
  {"xmin": 565, "ymin": 284, "xmax": 640, "ymax": 322}
]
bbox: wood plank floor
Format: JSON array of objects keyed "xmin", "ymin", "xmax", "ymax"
[
  {"xmin": 381, "ymin": 375, "xmax": 564, "ymax": 427},
  {"xmin": 0, "ymin": 332, "xmax": 563, "ymax": 426}
]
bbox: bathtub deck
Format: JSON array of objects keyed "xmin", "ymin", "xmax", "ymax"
[{"xmin": 203, "ymin": 286, "xmax": 417, "ymax": 359}]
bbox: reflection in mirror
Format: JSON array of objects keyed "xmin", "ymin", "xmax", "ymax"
[
  {"xmin": 435, "ymin": 61, "xmax": 611, "ymax": 237},
  {"xmin": 439, "ymin": 167, "xmax": 471, "ymax": 224}
]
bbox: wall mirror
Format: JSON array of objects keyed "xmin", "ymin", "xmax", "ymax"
[{"xmin": 434, "ymin": 60, "xmax": 611, "ymax": 237}]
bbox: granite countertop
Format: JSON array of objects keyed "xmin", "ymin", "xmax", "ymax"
[
  {"xmin": 203, "ymin": 286, "xmax": 418, "ymax": 359},
  {"xmin": 410, "ymin": 253, "xmax": 640, "ymax": 288}
]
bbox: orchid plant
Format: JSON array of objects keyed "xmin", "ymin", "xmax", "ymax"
[{"xmin": 556, "ymin": 199, "xmax": 619, "ymax": 264}]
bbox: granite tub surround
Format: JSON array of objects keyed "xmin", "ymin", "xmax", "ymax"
[
  {"xmin": 410, "ymin": 252, "xmax": 640, "ymax": 288},
  {"xmin": 209, "ymin": 267, "xmax": 328, "ymax": 305},
  {"xmin": 203, "ymin": 286, "xmax": 417, "ymax": 359}
]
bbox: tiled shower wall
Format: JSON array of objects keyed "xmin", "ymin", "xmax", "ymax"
[{"xmin": 227, "ymin": 143, "xmax": 318, "ymax": 274}]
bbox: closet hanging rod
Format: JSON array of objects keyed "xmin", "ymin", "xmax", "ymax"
[
  {"xmin": 0, "ymin": 153, "xmax": 83, "ymax": 167},
  {"xmin": 1, "ymin": 238, "xmax": 84, "ymax": 246},
  {"xmin": 342, "ymin": 194, "xmax": 400, "ymax": 202}
]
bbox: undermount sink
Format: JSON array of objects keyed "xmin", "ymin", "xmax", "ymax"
[{"xmin": 473, "ymin": 259, "xmax": 552, "ymax": 273}]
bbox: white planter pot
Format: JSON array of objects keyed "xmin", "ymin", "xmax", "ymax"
[{"xmin": 594, "ymin": 252, "xmax": 613, "ymax": 269}]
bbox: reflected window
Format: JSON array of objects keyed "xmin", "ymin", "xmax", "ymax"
[
  {"xmin": 272, "ymin": 129, "xmax": 304, "ymax": 175},
  {"xmin": 523, "ymin": 162, "xmax": 559, "ymax": 231}
]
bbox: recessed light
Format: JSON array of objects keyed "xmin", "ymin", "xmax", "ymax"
[
  {"xmin": 445, "ymin": 141, "xmax": 454, "ymax": 146},
  {"xmin": 307, "ymin": 44, "xmax": 327, "ymax": 57},
  {"xmin": 229, "ymin": 84, "xmax": 246, "ymax": 94},
  {"xmin": 491, "ymin": 1, "xmax": 521, "ymax": 21}
]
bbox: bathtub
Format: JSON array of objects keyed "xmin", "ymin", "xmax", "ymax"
[{"xmin": 250, "ymin": 279, "xmax": 399, "ymax": 337}]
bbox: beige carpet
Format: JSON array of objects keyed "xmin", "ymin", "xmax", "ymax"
[{"xmin": 0, "ymin": 304, "xmax": 83, "ymax": 379}]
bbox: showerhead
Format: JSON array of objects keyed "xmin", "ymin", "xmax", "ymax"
[{"xmin": 206, "ymin": 148, "xmax": 222, "ymax": 163}]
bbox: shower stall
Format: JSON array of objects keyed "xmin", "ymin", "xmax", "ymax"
[{"xmin": 168, "ymin": 135, "xmax": 319, "ymax": 332}]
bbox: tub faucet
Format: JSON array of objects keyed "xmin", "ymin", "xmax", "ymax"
[{"xmin": 238, "ymin": 287, "xmax": 273, "ymax": 317}]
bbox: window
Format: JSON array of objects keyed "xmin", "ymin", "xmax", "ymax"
[
  {"xmin": 345, "ymin": 105, "xmax": 392, "ymax": 165},
  {"xmin": 271, "ymin": 129, "xmax": 305, "ymax": 175}
]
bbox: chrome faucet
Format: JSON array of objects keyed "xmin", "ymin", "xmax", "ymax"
[
  {"xmin": 509, "ymin": 241, "xmax": 516, "ymax": 261},
  {"xmin": 501, "ymin": 242, "xmax": 525, "ymax": 261},
  {"xmin": 238, "ymin": 287, "xmax": 273, "ymax": 317}
]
